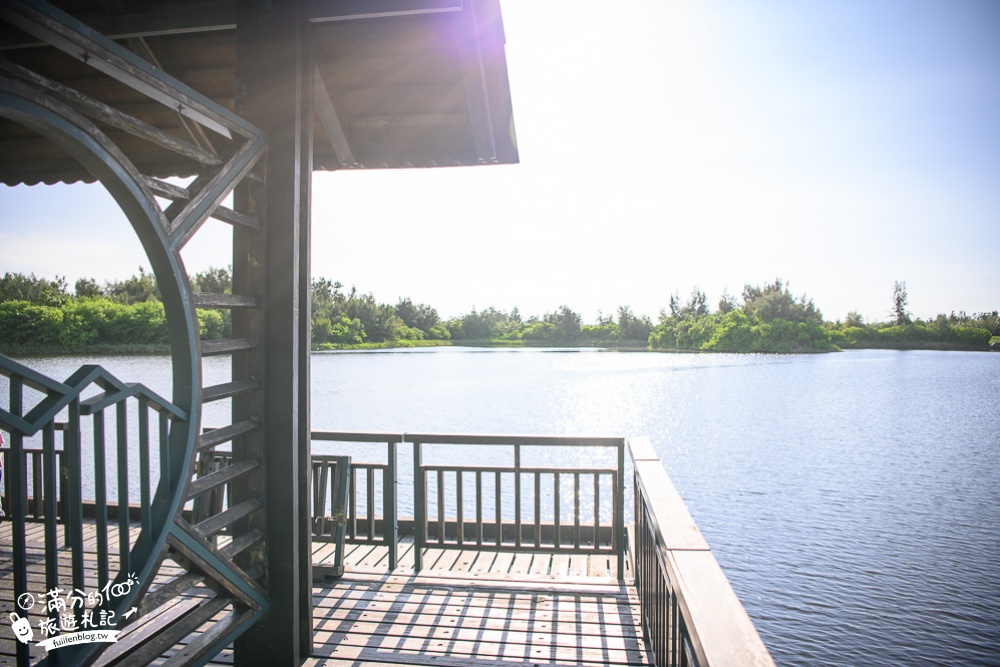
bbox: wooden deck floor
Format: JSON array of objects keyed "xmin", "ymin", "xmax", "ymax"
[{"xmin": 2, "ymin": 522, "xmax": 651, "ymax": 667}]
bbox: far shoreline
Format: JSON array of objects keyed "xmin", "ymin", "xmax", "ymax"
[{"xmin": 3, "ymin": 338, "xmax": 996, "ymax": 357}]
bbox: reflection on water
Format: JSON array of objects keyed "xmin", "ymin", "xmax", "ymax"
[{"xmin": 5, "ymin": 348, "xmax": 999, "ymax": 666}]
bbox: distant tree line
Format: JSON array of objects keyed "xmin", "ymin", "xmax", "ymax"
[
  {"xmin": 0, "ymin": 268, "xmax": 230, "ymax": 351},
  {"xmin": 0, "ymin": 270, "xmax": 995, "ymax": 353},
  {"xmin": 828, "ymin": 282, "xmax": 997, "ymax": 350},
  {"xmin": 648, "ymin": 280, "xmax": 834, "ymax": 353}
]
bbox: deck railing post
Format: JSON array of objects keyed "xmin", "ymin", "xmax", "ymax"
[
  {"xmin": 616, "ymin": 439, "xmax": 625, "ymax": 581},
  {"xmin": 413, "ymin": 439, "xmax": 424, "ymax": 572},
  {"xmin": 6, "ymin": 377, "xmax": 30, "ymax": 667},
  {"xmin": 42, "ymin": 423, "xmax": 58, "ymax": 606},
  {"xmin": 330, "ymin": 456, "xmax": 351, "ymax": 577},
  {"xmin": 514, "ymin": 443, "xmax": 521, "ymax": 548},
  {"xmin": 115, "ymin": 402, "xmax": 130, "ymax": 576},
  {"xmin": 386, "ymin": 439, "xmax": 398, "ymax": 569},
  {"xmin": 66, "ymin": 401, "xmax": 85, "ymax": 591},
  {"xmin": 137, "ymin": 396, "xmax": 152, "ymax": 551},
  {"xmin": 93, "ymin": 409, "xmax": 111, "ymax": 591}
]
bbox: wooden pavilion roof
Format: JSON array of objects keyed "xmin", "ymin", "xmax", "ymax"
[{"xmin": 0, "ymin": 0, "xmax": 518, "ymax": 186}]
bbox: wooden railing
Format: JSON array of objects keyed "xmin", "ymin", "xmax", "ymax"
[
  {"xmin": 408, "ymin": 433, "xmax": 625, "ymax": 575},
  {"xmin": 310, "ymin": 431, "xmax": 401, "ymax": 569},
  {"xmin": 630, "ymin": 437, "xmax": 776, "ymax": 667},
  {"xmin": 0, "ymin": 358, "xmax": 189, "ymax": 667},
  {"xmin": 5, "ymin": 428, "xmax": 777, "ymax": 666},
  {"xmin": 7, "ymin": 430, "xmax": 625, "ymax": 574}
]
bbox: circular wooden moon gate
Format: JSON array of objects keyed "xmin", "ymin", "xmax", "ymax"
[{"xmin": 0, "ymin": 3, "xmax": 269, "ymax": 665}]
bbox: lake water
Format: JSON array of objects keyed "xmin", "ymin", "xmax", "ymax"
[{"xmin": 5, "ymin": 348, "xmax": 999, "ymax": 666}]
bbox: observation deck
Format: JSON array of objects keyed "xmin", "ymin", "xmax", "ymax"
[{"xmin": 2, "ymin": 426, "xmax": 775, "ymax": 667}]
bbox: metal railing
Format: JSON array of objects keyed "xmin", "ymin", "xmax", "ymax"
[{"xmin": 630, "ymin": 437, "xmax": 775, "ymax": 667}]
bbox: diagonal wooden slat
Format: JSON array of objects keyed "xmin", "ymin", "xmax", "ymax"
[
  {"xmin": 0, "ymin": 2, "xmax": 242, "ymax": 139},
  {"xmin": 187, "ymin": 459, "xmax": 260, "ymax": 500}
]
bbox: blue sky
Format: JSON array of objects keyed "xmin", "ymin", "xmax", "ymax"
[{"xmin": 2, "ymin": 0, "xmax": 998, "ymax": 324}]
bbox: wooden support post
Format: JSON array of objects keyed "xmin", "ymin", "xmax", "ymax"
[
  {"xmin": 233, "ymin": 2, "xmax": 313, "ymax": 664},
  {"xmin": 413, "ymin": 441, "xmax": 424, "ymax": 572},
  {"xmin": 295, "ymin": 20, "xmax": 315, "ymax": 655},
  {"xmin": 386, "ymin": 440, "xmax": 398, "ymax": 569}
]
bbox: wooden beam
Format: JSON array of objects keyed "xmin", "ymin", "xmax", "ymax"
[
  {"xmin": 0, "ymin": 0, "xmax": 464, "ymax": 49},
  {"xmin": 459, "ymin": 3, "xmax": 497, "ymax": 164},
  {"xmin": 0, "ymin": 1, "xmax": 239, "ymax": 139},
  {"xmin": 0, "ymin": 54, "xmax": 222, "ymax": 167},
  {"xmin": 124, "ymin": 35, "xmax": 220, "ymax": 155},
  {"xmin": 298, "ymin": 28, "xmax": 316, "ymax": 656},
  {"xmin": 350, "ymin": 113, "xmax": 466, "ymax": 128},
  {"xmin": 305, "ymin": 0, "xmax": 462, "ymax": 23},
  {"xmin": 233, "ymin": 1, "xmax": 313, "ymax": 664},
  {"xmin": 0, "ymin": 4, "xmax": 236, "ymax": 50},
  {"xmin": 313, "ymin": 65, "xmax": 356, "ymax": 167}
]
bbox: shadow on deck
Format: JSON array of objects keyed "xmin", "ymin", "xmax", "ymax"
[
  {"xmin": 304, "ymin": 540, "xmax": 648, "ymax": 667},
  {"xmin": 1, "ymin": 523, "xmax": 651, "ymax": 667}
]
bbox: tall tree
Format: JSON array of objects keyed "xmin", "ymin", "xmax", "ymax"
[
  {"xmin": 845, "ymin": 310, "xmax": 865, "ymax": 328},
  {"xmin": 191, "ymin": 266, "xmax": 232, "ymax": 293},
  {"xmin": 743, "ymin": 278, "xmax": 821, "ymax": 325},
  {"xmin": 686, "ymin": 287, "xmax": 709, "ymax": 318},
  {"xmin": 892, "ymin": 281, "xmax": 910, "ymax": 325},
  {"xmin": 0, "ymin": 272, "xmax": 69, "ymax": 305},
  {"xmin": 668, "ymin": 292, "xmax": 681, "ymax": 318},
  {"xmin": 545, "ymin": 305, "xmax": 582, "ymax": 342},
  {"xmin": 396, "ymin": 298, "xmax": 440, "ymax": 333},
  {"xmin": 74, "ymin": 277, "xmax": 102, "ymax": 298},
  {"xmin": 718, "ymin": 290, "xmax": 738, "ymax": 314},
  {"xmin": 617, "ymin": 305, "xmax": 652, "ymax": 341},
  {"xmin": 105, "ymin": 267, "xmax": 159, "ymax": 304}
]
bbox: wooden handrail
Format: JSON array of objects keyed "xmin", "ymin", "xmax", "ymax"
[{"xmin": 629, "ymin": 436, "xmax": 776, "ymax": 667}]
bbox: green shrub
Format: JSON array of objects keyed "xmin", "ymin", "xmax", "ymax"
[
  {"xmin": 521, "ymin": 321, "xmax": 560, "ymax": 343},
  {"xmin": 0, "ymin": 301, "xmax": 63, "ymax": 345},
  {"xmin": 675, "ymin": 317, "xmax": 715, "ymax": 350},
  {"xmin": 953, "ymin": 326, "xmax": 991, "ymax": 347},
  {"xmin": 197, "ymin": 308, "xmax": 226, "ymax": 340},
  {"xmin": 876, "ymin": 324, "xmax": 934, "ymax": 342},
  {"xmin": 125, "ymin": 301, "xmax": 168, "ymax": 343},
  {"xmin": 427, "ymin": 323, "xmax": 451, "ymax": 340},
  {"xmin": 702, "ymin": 311, "xmax": 757, "ymax": 351},
  {"xmin": 398, "ymin": 325, "xmax": 425, "ymax": 341},
  {"xmin": 648, "ymin": 323, "xmax": 677, "ymax": 349},
  {"xmin": 329, "ymin": 315, "xmax": 365, "ymax": 345},
  {"xmin": 826, "ymin": 329, "xmax": 847, "ymax": 347},
  {"xmin": 64, "ymin": 298, "xmax": 126, "ymax": 344},
  {"xmin": 580, "ymin": 323, "xmax": 621, "ymax": 345}
]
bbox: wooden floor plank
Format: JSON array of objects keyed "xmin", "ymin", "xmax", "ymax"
[
  {"xmin": 549, "ymin": 554, "xmax": 569, "ymax": 577},
  {"xmin": 312, "ymin": 598, "xmax": 641, "ymax": 636},
  {"xmin": 312, "ymin": 541, "xmax": 339, "ymax": 564},
  {"xmin": 313, "ymin": 585, "xmax": 637, "ymax": 620},
  {"xmin": 489, "ymin": 551, "xmax": 514, "ymax": 575},
  {"xmin": 466, "ymin": 550, "xmax": 495, "ymax": 573},
  {"xmin": 527, "ymin": 553, "xmax": 548, "ymax": 576},
  {"xmin": 510, "ymin": 552, "xmax": 533, "ymax": 575},
  {"xmin": 3, "ymin": 521, "xmax": 649, "ymax": 667}
]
